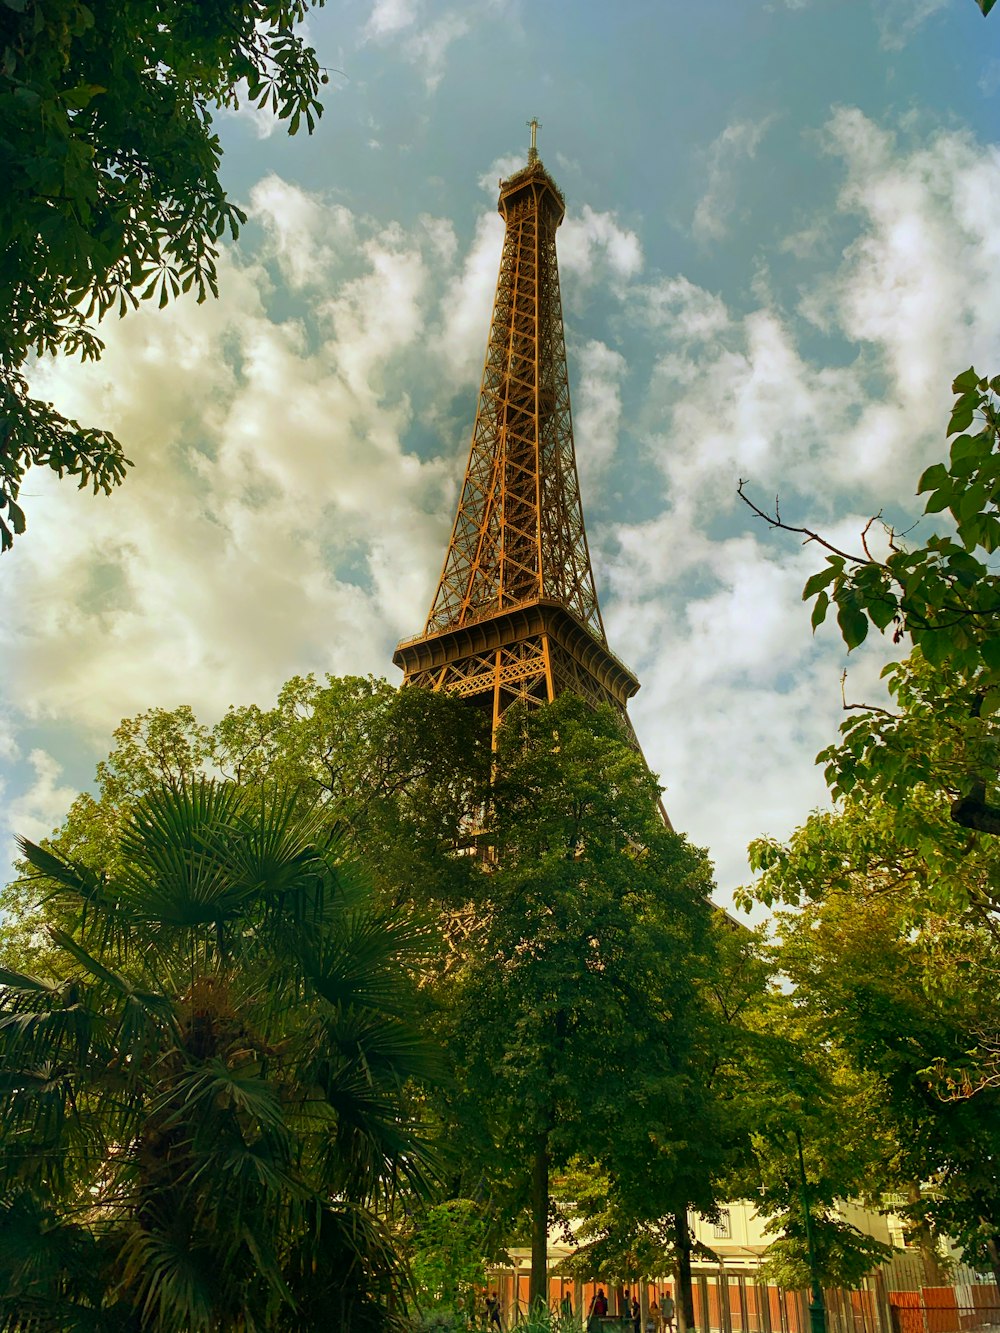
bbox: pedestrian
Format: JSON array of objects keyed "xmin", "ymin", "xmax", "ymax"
[
  {"xmin": 485, "ymin": 1290, "xmax": 502, "ymax": 1329},
  {"xmin": 647, "ymin": 1297, "xmax": 660, "ymax": 1333},
  {"xmin": 661, "ymin": 1290, "xmax": 675, "ymax": 1332},
  {"xmin": 588, "ymin": 1287, "xmax": 609, "ymax": 1330},
  {"xmin": 631, "ymin": 1293, "xmax": 641, "ymax": 1333},
  {"xmin": 561, "ymin": 1290, "xmax": 574, "ymax": 1321}
]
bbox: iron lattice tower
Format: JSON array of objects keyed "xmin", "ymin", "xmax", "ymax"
[{"xmin": 394, "ymin": 130, "xmax": 641, "ymax": 744}]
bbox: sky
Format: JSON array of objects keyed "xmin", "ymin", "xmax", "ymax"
[{"xmin": 3, "ymin": 0, "xmax": 1000, "ymax": 907}]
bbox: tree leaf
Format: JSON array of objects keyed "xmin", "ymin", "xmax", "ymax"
[
  {"xmin": 947, "ymin": 403, "xmax": 976, "ymax": 437},
  {"xmin": 802, "ymin": 566, "xmax": 839, "ymax": 600},
  {"xmin": 836, "ymin": 602, "xmax": 869, "ymax": 650},
  {"xmin": 917, "ymin": 463, "xmax": 948, "ymax": 494},
  {"xmin": 923, "ymin": 487, "xmax": 952, "ymax": 514},
  {"xmin": 951, "ymin": 366, "xmax": 981, "ymax": 391}
]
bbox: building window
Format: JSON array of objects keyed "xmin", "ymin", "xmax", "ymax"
[{"xmin": 714, "ymin": 1210, "xmax": 731, "ymax": 1240}]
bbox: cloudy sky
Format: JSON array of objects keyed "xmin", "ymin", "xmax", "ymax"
[{"xmin": 3, "ymin": 0, "xmax": 1000, "ymax": 905}]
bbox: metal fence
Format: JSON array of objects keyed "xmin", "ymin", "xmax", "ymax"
[{"xmin": 490, "ymin": 1261, "xmax": 998, "ymax": 1333}]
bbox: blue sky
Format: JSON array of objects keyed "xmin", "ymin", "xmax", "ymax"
[{"xmin": 3, "ymin": 0, "xmax": 1000, "ymax": 902}]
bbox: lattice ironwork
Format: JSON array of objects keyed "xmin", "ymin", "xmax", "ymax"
[{"xmin": 393, "ymin": 143, "xmax": 644, "ymax": 750}]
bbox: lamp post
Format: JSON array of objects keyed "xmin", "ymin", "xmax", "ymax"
[{"xmin": 794, "ymin": 1128, "xmax": 827, "ymax": 1333}]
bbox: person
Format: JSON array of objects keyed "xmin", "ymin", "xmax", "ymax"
[
  {"xmin": 561, "ymin": 1290, "xmax": 574, "ymax": 1321},
  {"xmin": 647, "ymin": 1297, "xmax": 660, "ymax": 1333},
  {"xmin": 660, "ymin": 1290, "xmax": 675, "ymax": 1332},
  {"xmin": 588, "ymin": 1287, "xmax": 609, "ymax": 1330},
  {"xmin": 631, "ymin": 1293, "xmax": 641, "ymax": 1333},
  {"xmin": 485, "ymin": 1290, "xmax": 502, "ymax": 1329}
]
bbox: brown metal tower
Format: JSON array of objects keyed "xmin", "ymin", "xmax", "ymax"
[{"xmin": 393, "ymin": 127, "xmax": 641, "ymax": 742}]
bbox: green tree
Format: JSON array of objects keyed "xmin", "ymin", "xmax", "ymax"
[
  {"xmin": 0, "ymin": 779, "xmax": 439, "ymax": 1330},
  {"xmin": 740, "ymin": 371, "xmax": 1000, "ymax": 853},
  {"xmin": 0, "ymin": 0, "xmax": 327, "ymax": 551},
  {"xmin": 441, "ymin": 695, "xmax": 717, "ymax": 1312},
  {"xmin": 0, "ymin": 674, "xmax": 488, "ymax": 973},
  {"xmin": 742, "ymin": 799, "xmax": 1000, "ymax": 1291},
  {"xmin": 582, "ymin": 915, "xmax": 774, "ymax": 1333},
  {"xmin": 744, "ymin": 1007, "xmax": 897, "ymax": 1293},
  {"xmin": 407, "ymin": 1198, "xmax": 498, "ymax": 1321}
]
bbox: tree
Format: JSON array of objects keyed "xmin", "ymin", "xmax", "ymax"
[
  {"xmin": 0, "ymin": 674, "xmax": 488, "ymax": 974},
  {"xmin": 440, "ymin": 695, "xmax": 718, "ymax": 1312},
  {"xmin": 587, "ymin": 915, "xmax": 774, "ymax": 1333},
  {"xmin": 407, "ymin": 1198, "xmax": 498, "ymax": 1322},
  {"xmin": 737, "ymin": 361, "xmax": 1000, "ymax": 906},
  {"xmin": 739, "ymin": 370, "xmax": 1000, "ymax": 898},
  {"xmin": 741, "ymin": 798, "xmax": 1000, "ymax": 1291},
  {"xmin": 0, "ymin": 0, "xmax": 327, "ymax": 551},
  {"xmin": 0, "ymin": 779, "xmax": 440, "ymax": 1330}
]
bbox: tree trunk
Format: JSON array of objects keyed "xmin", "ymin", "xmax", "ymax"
[
  {"xmin": 674, "ymin": 1211, "xmax": 696, "ymax": 1333},
  {"xmin": 906, "ymin": 1183, "xmax": 943, "ymax": 1285},
  {"xmin": 530, "ymin": 1132, "xmax": 549, "ymax": 1311},
  {"xmin": 985, "ymin": 1234, "xmax": 1000, "ymax": 1298}
]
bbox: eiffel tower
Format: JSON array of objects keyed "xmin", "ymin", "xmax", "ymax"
[{"xmin": 393, "ymin": 123, "xmax": 644, "ymax": 752}]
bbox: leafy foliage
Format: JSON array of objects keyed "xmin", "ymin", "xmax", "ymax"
[
  {"xmin": 0, "ymin": 0, "xmax": 327, "ymax": 549},
  {"xmin": 799, "ymin": 370, "xmax": 1000, "ymax": 671},
  {"xmin": 742, "ymin": 792, "xmax": 1000, "ymax": 1285},
  {"xmin": 741, "ymin": 370, "xmax": 1000, "ymax": 867},
  {"xmin": 436, "ymin": 696, "xmax": 722, "ymax": 1306},
  {"xmin": 0, "ymin": 780, "xmax": 436, "ymax": 1330},
  {"xmin": 759, "ymin": 1213, "xmax": 894, "ymax": 1291},
  {"xmin": 1, "ymin": 675, "xmax": 488, "ymax": 974},
  {"xmin": 407, "ymin": 1198, "xmax": 497, "ymax": 1318}
]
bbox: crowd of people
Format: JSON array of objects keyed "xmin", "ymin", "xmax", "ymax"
[
  {"xmin": 585, "ymin": 1286, "xmax": 676, "ymax": 1332},
  {"xmin": 473, "ymin": 1283, "xmax": 677, "ymax": 1330}
]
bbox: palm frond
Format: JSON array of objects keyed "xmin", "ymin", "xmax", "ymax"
[{"xmin": 15, "ymin": 839, "xmax": 109, "ymax": 910}]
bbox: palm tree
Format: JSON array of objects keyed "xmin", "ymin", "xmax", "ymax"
[{"xmin": 0, "ymin": 780, "xmax": 440, "ymax": 1331}]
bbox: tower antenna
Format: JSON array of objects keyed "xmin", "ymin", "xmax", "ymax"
[{"xmin": 527, "ymin": 116, "xmax": 541, "ymax": 164}]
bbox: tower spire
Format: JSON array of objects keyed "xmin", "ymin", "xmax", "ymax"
[
  {"xmin": 527, "ymin": 116, "xmax": 541, "ymax": 164},
  {"xmin": 393, "ymin": 148, "xmax": 644, "ymax": 750}
]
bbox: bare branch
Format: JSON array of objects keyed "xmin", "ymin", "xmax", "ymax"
[
  {"xmin": 737, "ymin": 480, "xmax": 874, "ymax": 567},
  {"xmin": 840, "ymin": 670, "xmax": 899, "ymax": 719}
]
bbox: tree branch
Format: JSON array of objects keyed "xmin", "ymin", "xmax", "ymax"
[{"xmin": 737, "ymin": 480, "xmax": 871, "ymax": 566}]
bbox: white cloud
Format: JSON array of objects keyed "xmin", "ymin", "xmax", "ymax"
[
  {"xmin": 435, "ymin": 210, "xmax": 504, "ymax": 387},
  {"xmin": 632, "ymin": 109, "xmax": 1000, "ymax": 541},
  {"xmin": 875, "ymin": 0, "xmax": 949, "ymax": 50},
  {"xmin": 573, "ymin": 341, "xmax": 627, "ymax": 491},
  {"xmin": 250, "ymin": 175, "xmax": 356, "ymax": 289},
  {"xmin": 640, "ymin": 276, "xmax": 730, "ymax": 343},
  {"xmin": 404, "ymin": 11, "xmax": 470, "ymax": 92},
  {"xmin": 361, "ymin": 0, "xmax": 482, "ymax": 92},
  {"xmin": 478, "ymin": 153, "xmax": 525, "ymax": 196},
  {"xmin": 692, "ymin": 115, "xmax": 776, "ymax": 244},
  {"xmin": 363, "ymin": 0, "xmax": 419, "ymax": 40},
  {"xmin": 589, "ymin": 107, "xmax": 1000, "ymax": 897},
  {"xmin": 559, "ymin": 205, "xmax": 643, "ymax": 295},
  {"xmin": 3, "ymin": 190, "xmax": 467, "ymax": 741},
  {"xmin": 602, "ymin": 510, "xmax": 900, "ymax": 896},
  {"xmin": 6, "ymin": 751, "xmax": 79, "ymax": 847},
  {"xmin": 821, "ymin": 109, "xmax": 1000, "ymax": 388}
]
